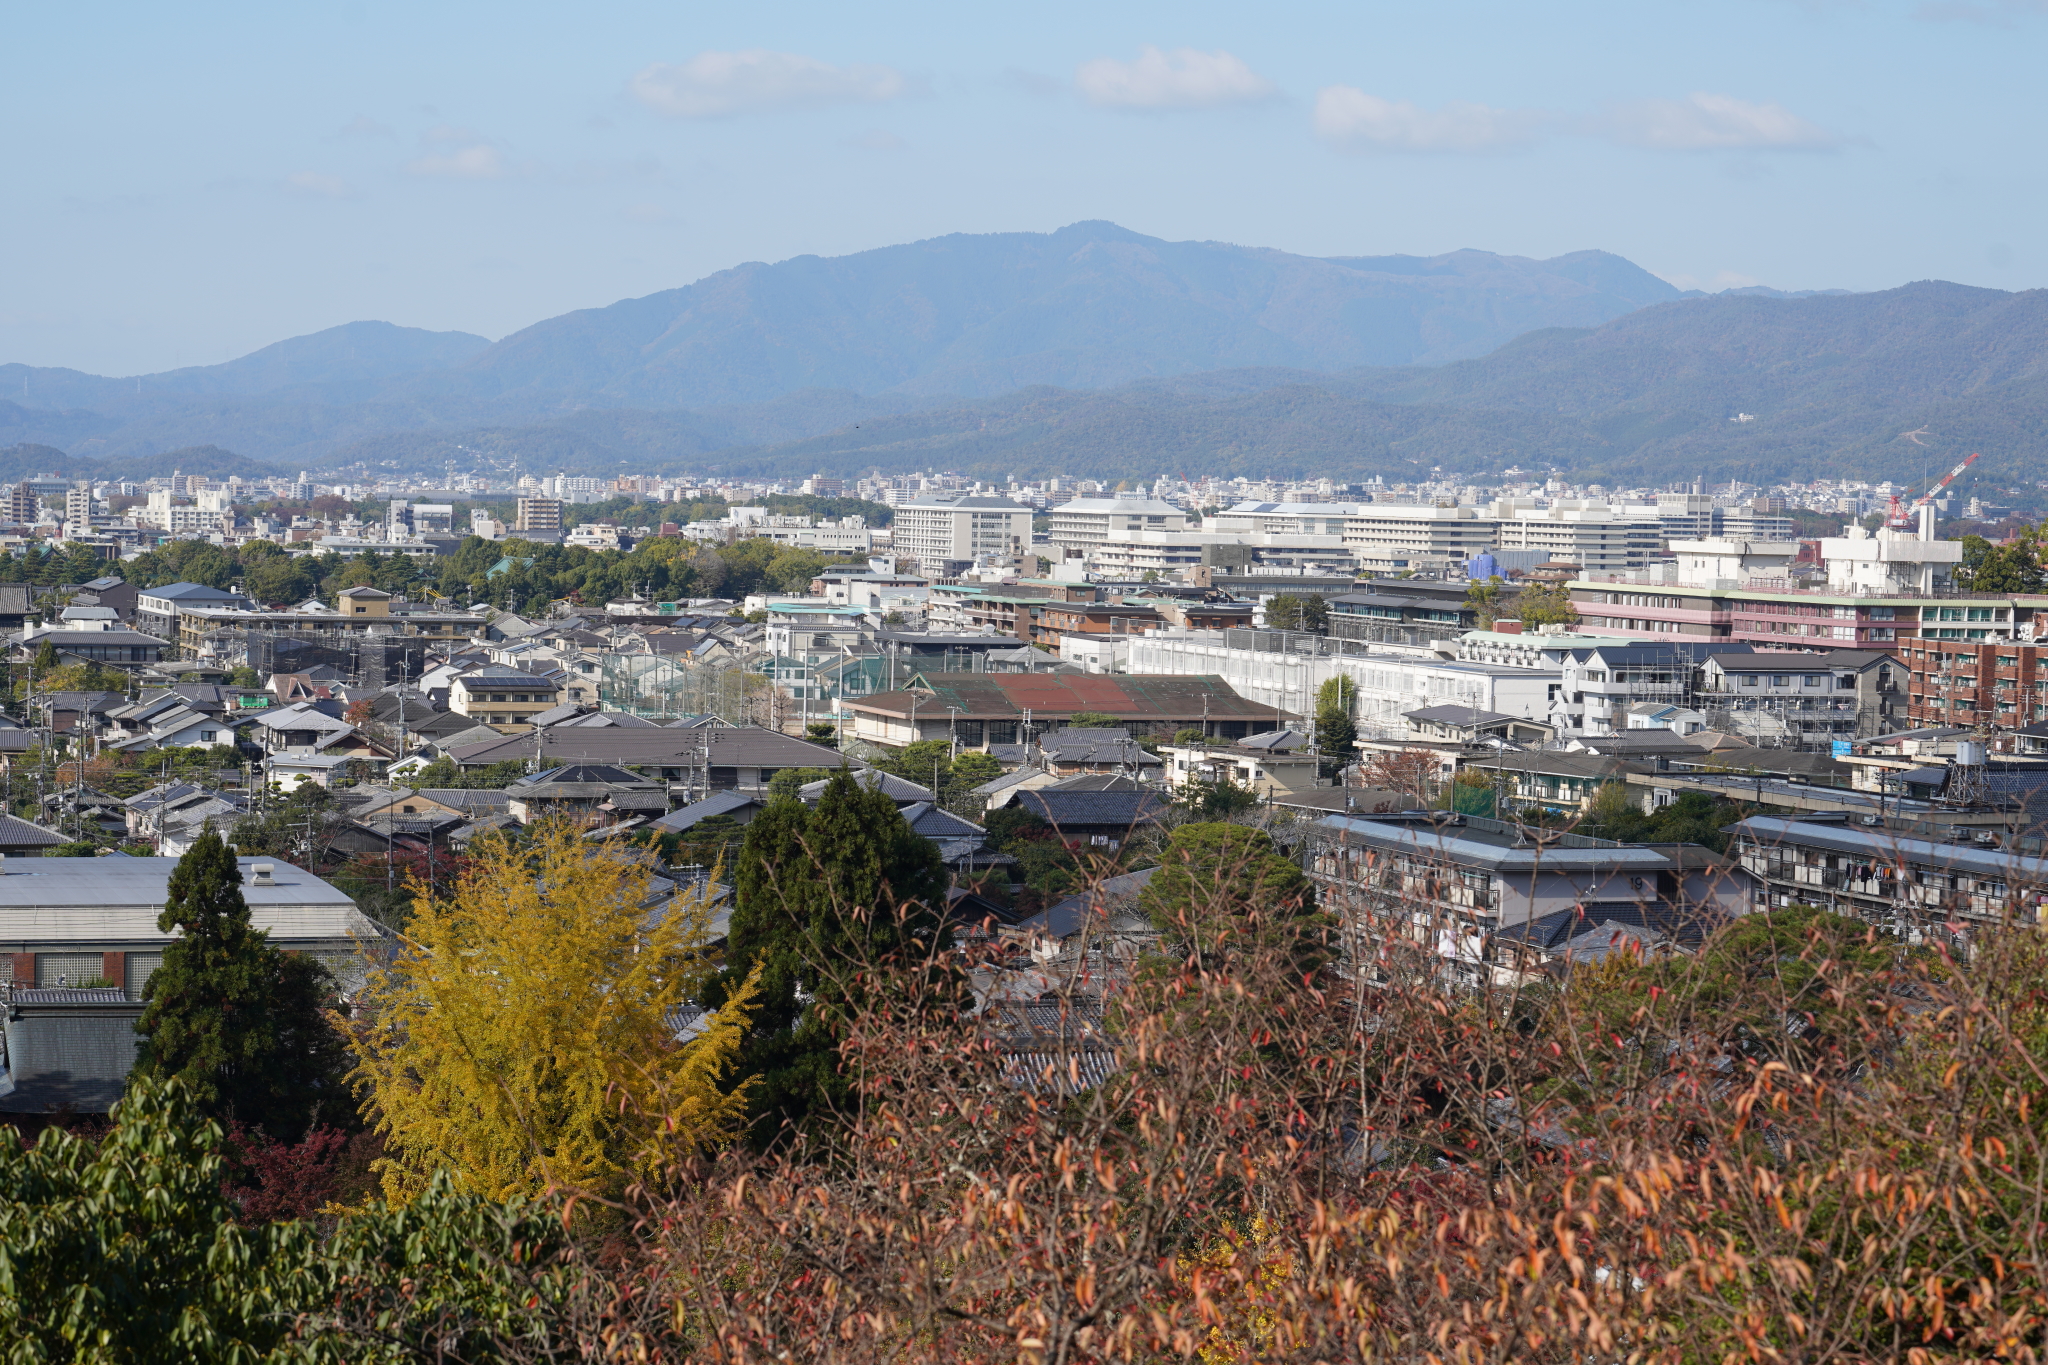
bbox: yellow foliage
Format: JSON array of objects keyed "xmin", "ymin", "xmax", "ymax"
[
  {"xmin": 347, "ymin": 821, "xmax": 757, "ymax": 1202},
  {"xmin": 1180, "ymin": 1215, "xmax": 1295, "ymax": 1364}
]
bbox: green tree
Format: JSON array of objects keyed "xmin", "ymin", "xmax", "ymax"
[
  {"xmin": 878, "ymin": 738, "xmax": 955, "ymax": 794},
  {"xmin": 33, "ymin": 637, "xmax": 57, "ymax": 674},
  {"xmin": 1066, "ymin": 711, "xmax": 1124, "ymax": 728},
  {"xmin": 706, "ymin": 770, "xmax": 950, "ymax": 1145},
  {"xmin": 1511, "ymin": 580, "xmax": 1580, "ymax": 628},
  {"xmin": 944, "ymin": 750, "xmax": 1005, "ymax": 815},
  {"xmin": 766, "ymin": 766, "xmax": 834, "ymax": 799},
  {"xmin": 804, "ymin": 721, "xmax": 840, "ymax": 746},
  {"xmin": 1465, "ymin": 575, "xmax": 1508, "ymax": 628},
  {"xmin": 1264, "ymin": 594, "xmax": 1328, "ymax": 633},
  {"xmin": 1137, "ymin": 822, "xmax": 1327, "ymax": 974},
  {"xmin": 1315, "ymin": 675, "xmax": 1358, "ymax": 759},
  {"xmin": 132, "ymin": 831, "xmax": 353, "ymax": 1140},
  {"xmin": 1961, "ymin": 525, "xmax": 2045, "ymax": 593}
]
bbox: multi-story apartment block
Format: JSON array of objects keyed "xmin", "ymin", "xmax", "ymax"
[
  {"xmin": 515, "ymin": 498, "xmax": 564, "ymax": 535},
  {"xmin": 1729, "ymin": 813, "xmax": 2048, "ymax": 942},
  {"xmin": 891, "ymin": 492, "xmax": 1032, "ymax": 574},
  {"xmin": 1902, "ymin": 640, "xmax": 2048, "ymax": 731}
]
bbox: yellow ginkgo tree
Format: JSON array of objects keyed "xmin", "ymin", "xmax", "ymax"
[{"xmin": 347, "ymin": 821, "xmax": 758, "ymax": 1201}]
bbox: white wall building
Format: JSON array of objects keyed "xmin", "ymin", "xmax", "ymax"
[
  {"xmin": 1045, "ymin": 495, "xmax": 1186, "ymax": 555},
  {"xmin": 1497, "ymin": 503, "xmax": 1660, "ymax": 573},
  {"xmin": 1820, "ymin": 518, "xmax": 1961, "ymax": 596},
  {"xmin": 1127, "ymin": 631, "xmax": 1557, "ymax": 739},
  {"xmin": 891, "ymin": 493, "xmax": 1032, "ymax": 573}
]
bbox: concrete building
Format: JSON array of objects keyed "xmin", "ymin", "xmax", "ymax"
[
  {"xmin": 515, "ymin": 497, "xmax": 564, "ymax": 535},
  {"xmin": 1302, "ymin": 812, "xmax": 1743, "ymax": 989},
  {"xmin": 1045, "ymin": 495, "xmax": 1187, "ymax": 556},
  {"xmin": 450, "ymin": 670, "xmax": 566, "ymax": 731},
  {"xmin": 1696, "ymin": 649, "xmax": 1902, "ymax": 745},
  {"xmin": 1497, "ymin": 504, "xmax": 1661, "ymax": 575},
  {"xmin": 1345, "ymin": 504, "xmax": 1500, "ymax": 574},
  {"xmin": 1729, "ymin": 813, "xmax": 2048, "ymax": 943},
  {"xmin": 891, "ymin": 492, "xmax": 1033, "ymax": 575},
  {"xmin": 1129, "ymin": 630, "xmax": 1557, "ymax": 740}
]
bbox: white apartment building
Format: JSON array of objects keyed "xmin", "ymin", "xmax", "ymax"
[
  {"xmin": 1496, "ymin": 503, "xmax": 1660, "ymax": 573},
  {"xmin": 891, "ymin": 493, "xmax": 1032, "ymax": 573},
  {"xmin": 1345, "ymin": 504, "xmax": 1502, "ymax": 573},
  {"xmin": 1128, "ymin": 631, "xmax": 1557, "ymax": 739},
  {"xmin": 1206, "ymin": 502, "xmax": 1358, "ymax": 538},
  {"xmin": 136, "ymin": 490, "xmax": 217, "ymax": 534},
  {"xmin": 1086, "ymin": 531, "xmax": 1355, "ymax": 579},
  {"xmin": 1045, "ymin": 495, "xmax": 1186, "ymax": 555}
]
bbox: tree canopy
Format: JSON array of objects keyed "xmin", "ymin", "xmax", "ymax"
[
  {"xmin": 348, "ymin": 822, "xmax": 757, "ymax": 1199},
  {"xmin": 131, "ymin": 830, "xmax": 352, "ymax": 1141},
  {"xmin": 707, "ymin": 770, "xmax": 950, "ymax": 1145}
]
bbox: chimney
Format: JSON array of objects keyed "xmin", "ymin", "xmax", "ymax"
[{"xmin": 1493, "ymin": 619, "xmax": 1523, "ymax": 635}]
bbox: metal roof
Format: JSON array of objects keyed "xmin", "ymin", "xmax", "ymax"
[
  {"xmin": 1311, "ymin": 813, "xmax": 1672, "ymax": 874},
  {"xmin": 0, "ymin": 857, "xmax": 381, "ymax": 946},
  {"xmin": 1731, "ymin": 815, "xmax": 2048, "ymax": 879}
]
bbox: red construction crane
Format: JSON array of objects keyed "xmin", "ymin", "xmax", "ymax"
[{"xmin": 1884, "ymin": 451, "xmax": 1981, "ymax": 529}]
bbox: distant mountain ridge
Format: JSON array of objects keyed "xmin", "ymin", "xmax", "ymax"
[
  {"xmin": 0, "ymin": 224, "xmax": 1687, "ymax": 465},
  {"xmin": 11, "ymin": 223, "xmax": 2026, "ymax": 494}
]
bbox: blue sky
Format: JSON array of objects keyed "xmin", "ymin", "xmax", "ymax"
[{"xmin": 5, "ymin": 0, "xmax": 2043, "ymax": 375}]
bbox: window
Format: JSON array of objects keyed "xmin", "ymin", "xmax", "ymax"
[
  {"xmin": 1836, "ymin": 675, "xmax": 1857, "ymax": 690},
  {"xmin": 1802, "ymin": 675, "xmax": 1823, "ymax": 688},
  {"xmin": 1771, "ymin": 675, "xmax": 1791, "ymax": 687},
  {"xmin": 200, "ymin": 730, "xmax": 217, "ymax": 743},
  {"xmin": 1741, "ymin": 674, "xmax": 1759, "ymax": 687}
]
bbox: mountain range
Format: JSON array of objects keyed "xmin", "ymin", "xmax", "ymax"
[{"xmin": 0, "ymin": 222, "xmax": 2040, "ymax": 493}]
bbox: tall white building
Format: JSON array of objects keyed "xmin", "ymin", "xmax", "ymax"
[
  {"xmin": 1209, "ymin": 501, "xmax": 1500, "ymax": 574},
  {"xmin": 891, "ymin": 492, "xmax": 1033, "ymax": 573},
  {"xmin": 1045, "ymin": 495, "xmax": 1187, "ymax": 555},
  {"xmin": 1496, "ymin": 503, "xmax": 1660, "ymax": 573}
]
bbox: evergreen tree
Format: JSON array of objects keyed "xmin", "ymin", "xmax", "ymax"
[
  {"xmin": 132, "ymin": 831, "xmax": 352, "ymax": 1140},
  {"xmin": 707, "ymin": 769, "xmax": 950, "ymax": 1145},
  {"xmin": 1138, "ymin": 822, "xmax": 1330, "ymax": 977},
  {"xmin": 1315, "ymin": 676, "xmax": 1358, "ymax": 759}
]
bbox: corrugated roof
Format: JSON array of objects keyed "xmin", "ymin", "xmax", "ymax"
[{"xmin": 0, "ymin": 856, "xmax": 381, "ymax": 946}]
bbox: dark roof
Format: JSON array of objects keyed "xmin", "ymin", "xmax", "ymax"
[
  {"xmin": 0, "ymin": 813, "xmax": 69, "ymax": 849},
  {"xmin": 140, "ymin": 582, "xmax": 241, "ymax": 602},
  {"xmin": 512, "ymin": 763, "xmax": 650, "ymax": 787},
  {"xmin": 1020, "ymin": 866, "xmax": 1160, "ymax": 939},
  {"xmin": 1013, "ymin": 790, "xmax": 1170, "ymax": 830},
  {"xmin": 651, "ymin": 790, "xmax": 763, "ymax": 832},
  {"xmin": 455, "ymin": 671, "xmax": 559, "ymax": 689},
  {"xmin": 853, "ymin": 673, "xmax": 1282, "ymax": 722}
]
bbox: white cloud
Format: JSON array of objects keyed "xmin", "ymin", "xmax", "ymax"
[
  {"xmin": 284, "ymin": 171, "xmax": 353, "ymax": 198},
  {"xmin": 1313, "ymin": 86, "xmax": 1546, "ymax": 153},
  {"xmin": 407, "ymin": 144, "xmax": 505, "ymax": 179},
  {"xmin": 1074, "ymin": 46, "xmax": 1275, "ymax": 109},
  {"xmin": 629, "ymin": 50, "xmax": 909, "ymax": 118},
  {"xmin": 1600, "ymin": 93, "xmax": 1839, "ymax": 150},
  {"xmin": 406, "ymin": 127, "xmax": 508, "ymax": 179}
]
